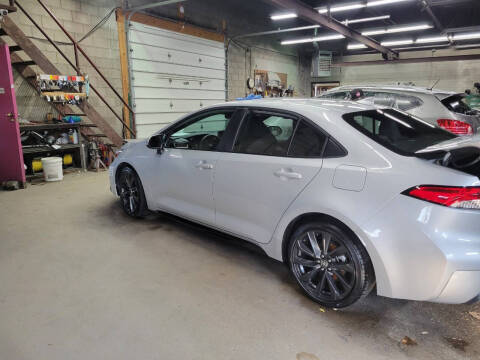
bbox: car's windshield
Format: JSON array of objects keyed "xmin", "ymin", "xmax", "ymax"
[{"xmin": 343, "ymin": 109, "xmax": 456, "ymax": 156}]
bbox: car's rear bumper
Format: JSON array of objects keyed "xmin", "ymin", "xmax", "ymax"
[
  {"xmin": 435, "ymin": 271, "xmax": 480, "ymax": 303},
  {"xmin": 361, "ymin": 195, "xmax": 480, "ymax": 304}
]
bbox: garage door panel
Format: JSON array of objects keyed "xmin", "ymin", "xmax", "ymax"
[
  {"xmin": 130, "ymin": 30, "xmax": 224, "ymax": 58},
  {"xmin": 134, "ymin": 87, "xmax": 225, "ymax": 100},
  {"xmin": 132, "ymin": 59, "xmax": 225, "ymax": 80},
  {"xmin": 129, "ymin": 23, "xmax": 226, "ymax": 138},
  {"xmin": 132, "ymin": 23, "xmax": 224, "ymax": 48},
  {"xmin": 131, "ymin": 72, "xmax": 225, "ymax": 91},
  {"xmin": 130, "ymin": 43, "xmax": 225, "ymax": 70},
  {"xmin": 131, "ymin": 23, "xmax": 224, "ymax": 47},
  {"xmin": 136, "ymin": 112, "xmax": 187, "ymax": 126},
  {"xmin": 136, "ymin": 123, "xmax": 172, "ymax": 139},
  {"xmin": 135, "ymin": 99, "xmax": 222, "ymax": 113}
]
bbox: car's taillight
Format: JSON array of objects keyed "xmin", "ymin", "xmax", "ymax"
[
  {"xmin": 403, "ymin": 185, "xmax": 480, "ymax": 209},
  {"xmin": 437, "ymin": 119, "xmax": 473, "ymax": 135}
]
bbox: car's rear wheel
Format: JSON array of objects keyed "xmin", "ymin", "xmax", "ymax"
[
  {"xmin": 117, "ymin": 166, "xmax": 147, "ymax": 218},
  {"xmin": 288, "ymin": 221, "xmax": 374, "ymax": 308}
]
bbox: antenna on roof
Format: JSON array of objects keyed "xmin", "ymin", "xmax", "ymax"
[{"xmin": 428, "ymin": 79, "xmax": 440, "ymax": 91}]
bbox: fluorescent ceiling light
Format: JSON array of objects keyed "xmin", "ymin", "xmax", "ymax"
[
  {"xmin": 362, "ymin": 23, "xmax": 432, "ymax": 36},
  {"xmin": 318, "ymin": 0, "xmax": 413, "ymax": 14},
  {"xmin": 318, "ymin": 3, "xmax": 365, "ymax": 14},
  {"xmin": 368, "ymin": 0, "xmax": 412, "ymax": 7},
  {"xmin": 453, "ymin": 32, "xmax": 480, "ymax": 41},
  {"xmin": 416, "ymin": 35, "xmax": 449, "ymax": 43},
  {"xmin": 342, "ymin": 15, "xmax": 391, "ymax": 25},
  {"xmin": 271, "ymin": 13, "xmax": 297, "ymax": 20},
  {"xmin": 348, "ymin": 43, "xmax": 367, "ymax": 49},
  {"xmin": 281, "ymin": 34, "xmax": 345, "ymax": 45},
  {"xmin": 381, "ymin": 39, "xmax": 413, "ymax": 46}
]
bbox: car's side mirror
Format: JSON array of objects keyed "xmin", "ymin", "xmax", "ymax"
[{"xmin": 147, "ymin": 133, "xmax": 167, "ymax": 154}]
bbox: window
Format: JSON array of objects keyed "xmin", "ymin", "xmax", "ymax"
[
  {"xmin": 320, "ymin": 91, "xmax": 348, "ymax": 100},
  {"xmin": 288, "ymin": 121, "xmax": 327, "ymax": 158},
  {"xmin": 393, "ymin": 94, "xmax": 423, "ymax": 111},
  {"xmin": 343, "ymin": 109, "xmax": 456, "ymax": 156},
  {"xmin": 234, "ymin": 111, "xmax": 296, "ymax": 156},
  {"xmin": 167, "ymin": 110, "xmax": 234, "ymax": 151},
  {"xmin": 441, "ymin": 94, "xmax": 476, "ymax": 115},
  {"xmin": 358, "ymin": 92, "xmax": 423, "ymax": 112}
]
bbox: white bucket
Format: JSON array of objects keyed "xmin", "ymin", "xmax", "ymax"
[{"xmin": 41, "ymin": 157, "xmax": 63, "ymax": 182}]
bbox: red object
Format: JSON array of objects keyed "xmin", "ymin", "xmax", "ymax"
[
  {"xmin": 437, "ymin": 119, "xmax": 473, "ymax": 135},
  {"xmin": 0, "ymin": 44, "xmax": 25, "ymax": 186},
  {"xmin": 404, "ymin": 185, "xmax": 480, "ymax": 209}
]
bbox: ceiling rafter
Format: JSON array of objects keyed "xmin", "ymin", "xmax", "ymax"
[{"xmin": 262, "ymin": 0, "xmax": 399, "ymax": 59}]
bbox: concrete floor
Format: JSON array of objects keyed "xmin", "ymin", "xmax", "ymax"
[{"xmin": 1, "ymin": 172, "xmax": 479, "ymax": 360}]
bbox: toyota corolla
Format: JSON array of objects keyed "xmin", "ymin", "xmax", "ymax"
[{"xmin": 109, "ymin": 99, "xmax": 480, "ymax": 308}]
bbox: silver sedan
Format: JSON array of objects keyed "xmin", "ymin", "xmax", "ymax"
[{"xmin": 109, "ymin": 99, "xmax": 480, "ymax": 308}]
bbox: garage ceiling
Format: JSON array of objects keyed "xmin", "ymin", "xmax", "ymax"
[{"xmin": 130, "ymin": 0, "xmax": 480, "ymax": 55}]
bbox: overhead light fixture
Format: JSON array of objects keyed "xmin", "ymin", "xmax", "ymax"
[
  {"xmin": 453, "ymin": 32, "xmax": 480, "ymax": 41},
  {"xmin": 347, "ymin": 43, "xmax": 367, "ymax": 49},
  {"xmin": 271, "ymin": 13, "xmax": 297, "ymax": 20},
  {"xmin": 342, "ymin": 15, "xmax": 391, "ymax": 25},
  {"xmin": 416, "ymin": 35, "xmax": 449, "ymax": 43},
  {"xmin": 318, "ymin": 0, "xmax": 413, "ymax": 14},
  {"xmin": 362, "ymin": 23, "xmax": 432, "ymax": 36},
  {"xmin": 381, "ymin": 39, "xmax": 413, "ymax": 46},
  {"xmin": 281, "ymin": 34, "xmax": 345, "ymax": 45},
  {"xmin": 368, "ymin": 0, "xmax": 412, "ymax": 7},
  {"xmin": 318, "ymin": 3, "xmax": 365, "ymax": 14}
]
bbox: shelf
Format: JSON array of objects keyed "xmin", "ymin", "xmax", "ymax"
[
  {"xmin": 22, "ymin": 144, "xmax": 81, "ymax": 155},
  {"xmin": 20, "ymin": 123, "xmax": 81, "ymax": 131}
]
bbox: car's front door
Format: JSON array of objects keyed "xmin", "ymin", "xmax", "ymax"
[
  {"xmin": 151, "ymin": 109, "xmax": 239, "ymax": 226},
  {"xmin": 213, "ymin": 109, "xmax": 328, "ymax": 244}
]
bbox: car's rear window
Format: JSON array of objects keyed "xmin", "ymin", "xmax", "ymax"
[
  {"xmin": 343, "ymin": 109, "xmax": 456, "ymax": 156},
  {"xmin": 441, "ymin": 94, "xmax": 476, "ymax": 115}
]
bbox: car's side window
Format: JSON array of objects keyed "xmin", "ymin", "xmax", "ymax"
[
  {"xmin": 233, "ymin": 111, "xmax": 297, "ymax": 156},
  {"xmin": 288, "ymin": 121, "xmax": 328, "ymax": 158},
  {"xmin": 166, "ymin": 110, "xmax": 234, "ymax": 151},
  {"xmin": 352, "ymin": 114, "xmax": 381, "ymax": 136},
  {"xmin": 392, "ymin": 94, "xmax": 423, "ymax": 111},
  {"xmin": 372, "ymin": 92, "xmax": 396, "ymax": 108},
  {"xmin": 323, "ymin": 91, "xmax": 348, "ymax": 100}
]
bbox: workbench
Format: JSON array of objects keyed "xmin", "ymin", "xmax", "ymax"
[{"xmin": 20, "ymin": 123, "xmax": 87, "ymax": 174}]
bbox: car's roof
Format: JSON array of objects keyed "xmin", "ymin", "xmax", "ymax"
[
  {"xmin": 323, "ymin": 84, "xmax": 457, "ymax": 97},
  {"xmin": 213, "ymin": 98, "xmax": 376, "ymax": 115}
]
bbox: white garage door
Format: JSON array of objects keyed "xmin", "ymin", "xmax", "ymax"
[{"xmin": 128, "ymin": 22, "xmax": 226, "ymax": 139}]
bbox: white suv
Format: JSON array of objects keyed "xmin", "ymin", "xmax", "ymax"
[{"xmin": 318, "ymin": 85, "xmax": 480, "ymax": 135}]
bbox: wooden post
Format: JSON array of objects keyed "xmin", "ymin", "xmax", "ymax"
[{"xmin": 116, "ymin": 9, "xmax": 132, "ymax": 140}]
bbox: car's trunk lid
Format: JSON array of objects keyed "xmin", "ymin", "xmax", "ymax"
[{"xmin": 416, "ymin": 134, "xmax": 480, "ymax": 177}]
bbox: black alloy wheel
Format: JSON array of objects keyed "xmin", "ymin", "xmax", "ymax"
[
  {"xmin": 288, "ymin": 222, "xmax": 374, "ymax": 308},
  {"xmin": 117, "ymin": 166, "xmax": 147, "ymax": 218}
]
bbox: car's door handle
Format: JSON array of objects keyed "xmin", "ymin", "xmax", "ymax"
[
  {"xmin": 195, "ymin": 161, "xmax": 214, "ymax": 170},
  {"xmin": 274, "ymin": 168, "xmax": 303, "ymax": 180}
]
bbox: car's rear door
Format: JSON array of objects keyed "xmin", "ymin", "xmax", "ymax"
[{"xmin": 213, "ymin": 109, "xmax": 327, "ymax": 244}]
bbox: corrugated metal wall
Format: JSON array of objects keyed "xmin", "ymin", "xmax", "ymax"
[{"xmin": 128, "ymin": 22, "xmax": 226, "ymax": 138}]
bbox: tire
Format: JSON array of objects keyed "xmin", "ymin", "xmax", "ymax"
[
  {"xmin": 287, "ymin": 221, "xmax": 375, "ymax": 308},
  {"xmin": 117, "ymin": 166, "xmax": 148, "ymax": 218}
]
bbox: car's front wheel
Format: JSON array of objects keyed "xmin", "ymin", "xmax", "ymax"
[
  {"xmin": 288, "ymin": 221, "xmax": 375, "ymax": 308},
  {"xmin": 117, "ymin": 166, "xmax": 148, "ymax": 218}
]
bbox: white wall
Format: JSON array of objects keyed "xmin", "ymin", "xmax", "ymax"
[{"xmin": 319, "ymin": 47, "xmax": 480, "ymax": 93}]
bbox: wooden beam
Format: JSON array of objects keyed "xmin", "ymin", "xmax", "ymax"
[
  {"xmin": 123, "ymin": 10, "xmax": 225, "ymax": 43},
  {"xmin": 115, "ymin": 9, "xmax": 132, "ymax": 140}
]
